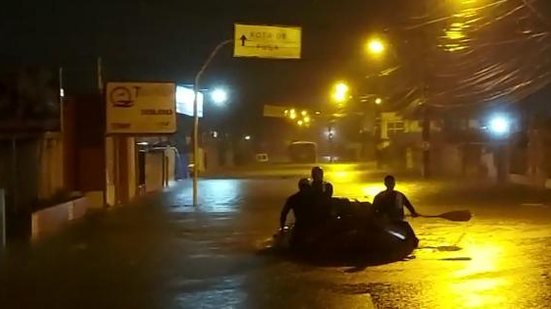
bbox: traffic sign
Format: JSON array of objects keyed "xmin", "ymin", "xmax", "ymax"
[
  {"xmin": 234, "ymin": 24, "xmax": 301, "ymax": 59},
  {"xmin": 106, "ymin": 82, "xmax": 176, "ymax": 134}
]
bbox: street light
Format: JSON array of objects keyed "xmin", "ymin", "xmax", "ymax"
[
  {"xmin": 332, "ymin": 82, "xmax": 350, "ymax": 103},
  {"xmin": 488, "ymin": 114, "xmax": 511, "ymax": 137},
  {"xmin": 210, "ymin": 88, "xmax": 228, "ymax": 105},
  {"xmin": 375, "ymin": 97, "xmax": 383, "ymax": 105},
  {"xmin": 366, "ymin": 38, "xmax": 386, "ymax": 56}
]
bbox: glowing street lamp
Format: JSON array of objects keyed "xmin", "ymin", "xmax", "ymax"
[
  {"xmin": 488, "ymin": 115, "xmax": 511, "ymax": 137},
  {"xmin": 210, "ymin": 88, "xmax": 228, "ymax": 105},
  {"xmin": 375, "ymin": 97, "xmax": 383, "ymax": 105},
  {"xmin": 366, "ymin": 38, "xmax": 386, "ymax": 56},
  {"xmin": 332, "ymin": 82, "xmax": 350, "ymax": 103}
]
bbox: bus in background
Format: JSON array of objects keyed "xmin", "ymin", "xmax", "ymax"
[{"xmin": 288, "ymin": 141, "xmax": 317, "ymax": 163}]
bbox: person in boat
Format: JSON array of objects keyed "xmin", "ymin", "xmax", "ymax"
[
  {"xmin": 310, "ymin": 166, "xmax": 333, "ymax": 199},
  {"xmin": 373, "ymin": 175, "xmax": 420, "ymax": 247},
  {"xmin": 279, "ymin": 178, "xmax": 317, "ymax": 248},
  {"xmin": 373, "ymin": 175, "xmax": 419, "ymax": 221},
  {"xmin": 309, "ymin": 166, "xmax": 336, "ymax": 226}
]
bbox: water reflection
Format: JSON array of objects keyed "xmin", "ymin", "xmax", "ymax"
[
  {"xmin": 429, "ymin": 236, "xmax": 516, "ymax": 308},
  {"xmin": 451, "ymin": 244, "xmax": 506, "ymax": 308},
  {"xmin": 174, "ymin": 276, "xmax": 246, "ymax": 308},
  {"xmin": 172, "ymin": 179, "xmax": 244, "ymax": 212}
]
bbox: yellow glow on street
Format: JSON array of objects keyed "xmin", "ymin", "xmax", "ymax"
[
  {"xmin": 303, "ymin": 116, "xmax": 310, "ymax": 123},
  {"xmin": 446, "ymin": 30, "xmax": 465, "ymax": 40},
  {"xmin": 428, "ymin": 242, "xmax": 510, "ymax": 308}
]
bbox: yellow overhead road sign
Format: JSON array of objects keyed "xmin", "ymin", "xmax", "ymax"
[{"xmin": 234, "ymin": 24, "xmax": 301, "ymax": 59}]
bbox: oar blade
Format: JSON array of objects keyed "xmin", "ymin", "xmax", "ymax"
[{"xmin": 438, "ymin": 210, "xmax": 472, "ymax": 222}]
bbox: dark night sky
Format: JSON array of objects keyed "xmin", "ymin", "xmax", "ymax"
[{"xmin": 0, "ymin": 1, "xmax": 398, "ymax": 112}]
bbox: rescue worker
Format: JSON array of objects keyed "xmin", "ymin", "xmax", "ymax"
[
  {"xmin": 280, "ymin": 178, "xmax": 316, "ymax": 249},
  {"xmin": 373, "ymin": 175, "xmax": 419, "ymax": 221},
  {"xmin": 372, "ymin": 175, "xmax": 419, "ymax": 247},
  {"xmin": 310, "ymin": 166, "xmax": 333, "ymax": 199}
]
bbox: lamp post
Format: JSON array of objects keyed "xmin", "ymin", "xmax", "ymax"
[{"xmin": 192, "ymin": 40, "xmax": 233, "ymax": 207}]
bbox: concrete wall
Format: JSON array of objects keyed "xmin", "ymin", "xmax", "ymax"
[
  {"xmin": 31, "ymin": 196, "xmax": 89, "ymax": 240},
  {"xmin": 145, "ymin": 152, "xmax": 164, "ymax": 193},
  {"xmin": 105, "ymin": 136, "xmax": 137, "ymax": 207},
  {"xmin": 438, "ymin": 145, "xmax": 462, "ymax": 176},
  {"xmin": 165, "ymin": 147, "xmax": 176, "ymax": 185},
  {"xmin": 144, "ymin": 147, "xmax": 177, "ymax": 193}
]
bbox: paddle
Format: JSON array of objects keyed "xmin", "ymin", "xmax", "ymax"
[{"xmin": 419, "ymin": 210, "xmax": 472, "ymax": 222}]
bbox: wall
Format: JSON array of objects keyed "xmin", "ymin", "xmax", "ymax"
[
  {"xmin": 105, "ymin": 136, "xmax": 137, "ymax": 207},
  {"xmin": 37, "ymin": 132, "xmax": 64, "ymax": 200},
  {"xmin": 144, "ymin": 147, "xmax": 177, "ymax": 193},
  {"xmin": 145, "ymin": 152, "xmax": 164, "ymax": 193},
  {"xmin": 64, "ymin": 95, "xmax": 106, "ymax": 208}
]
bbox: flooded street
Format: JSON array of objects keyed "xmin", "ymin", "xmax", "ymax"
[{"xmin": 2, "ymin": 165, "xmax": 551, "ymax": 308}]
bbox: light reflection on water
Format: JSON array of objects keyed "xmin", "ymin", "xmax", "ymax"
[
  {"xmin": 446, "ymin": 243, "xmax": 507, "ymax": 308},
  {"xmin": 173, "ymin": 276, "xmax": 246, "ymax": 308},
  {"xmin": 172, "ymin": 179, "xmax": 244, "ymax": 212},
  {"xmin": 164, "ymin": 175, "xmax": 551, "ymax": 308},
  {"xmin": 426, "ymin": 231, "xmax": 532, "ymax": 308}
]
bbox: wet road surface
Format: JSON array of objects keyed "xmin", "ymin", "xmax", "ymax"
[{"xmin": 2, "ymin": 164, "xmax": 551, "ymax": 308}]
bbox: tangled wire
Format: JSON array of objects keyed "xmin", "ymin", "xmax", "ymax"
[{"xmin": 377, "ymin": 0, "xmax": 551, "ymax": 111}]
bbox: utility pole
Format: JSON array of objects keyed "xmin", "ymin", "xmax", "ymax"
[
  {"xmin": 422, "ymin": 106, "xmax": 431, "ymax": 178},
  {"xmin": 97, "ymin": 57, "xmax": 104, "ymax": 95},
  {"xmin": 419, "ymin": 0, "xmax": 432, "ymax": 179},
  {"xmin": 97, "ymin": 56, "xmax": 112, "ymax": 207},
  {"xmin": 328, "ymin": 123, "xmax": 334, "ymax": 163}
]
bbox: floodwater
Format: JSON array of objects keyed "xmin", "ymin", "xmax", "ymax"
[{"xmin": 2, "ymin": 165, "xmax": 551, "ymax": 308}]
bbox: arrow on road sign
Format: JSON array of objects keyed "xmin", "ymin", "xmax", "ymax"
[{"xmin": 240, "ymin": 35, "xmax": 247, "ymax": 46}]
